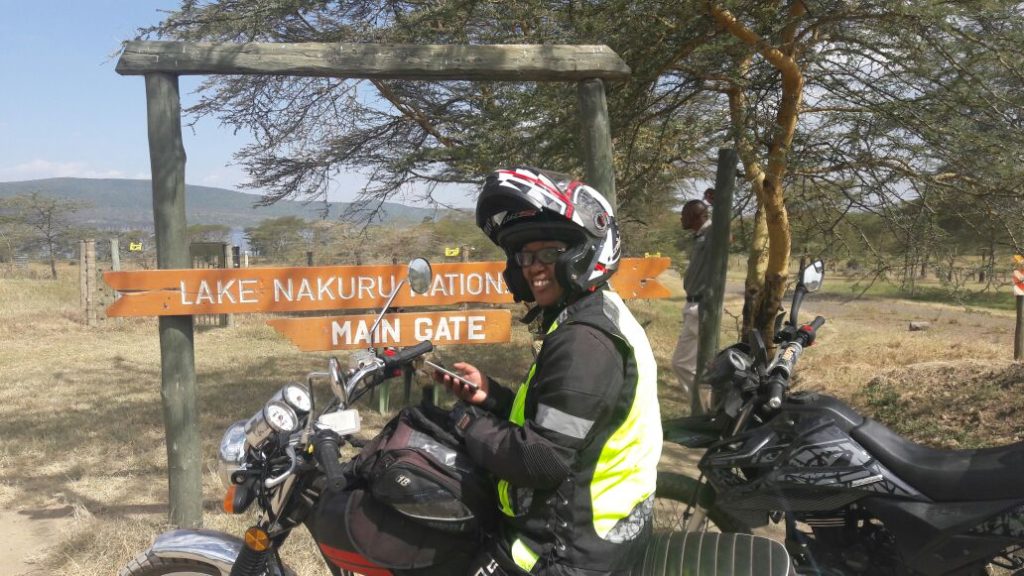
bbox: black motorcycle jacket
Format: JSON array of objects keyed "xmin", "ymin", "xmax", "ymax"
[{"xmin": 461, "ymin": 288, "xmax": 663, "ymax": 575}]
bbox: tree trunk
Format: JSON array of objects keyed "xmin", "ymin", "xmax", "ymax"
[
  {"xmin": 48, "ymin": 240, "xmax": 57, "ymax": 279},
  {"xmin": 711, "ymin": 1, "xmax": 803, "ymax": 351},
  {"xmin": 743, "ymin": 203, "xmax": 769, "ymax": 335}
]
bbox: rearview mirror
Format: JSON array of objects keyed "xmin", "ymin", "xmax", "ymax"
[
  {"xmin": 801, "ymin": 260, "xmax": 825, "ymax": 292},
  {"xmin": 328, "ymin": 356, "xmax": 346, "ymax": 403},
  {"xmin": 408, "ymin": 258, "xmax": 432, "ymax": 294}
]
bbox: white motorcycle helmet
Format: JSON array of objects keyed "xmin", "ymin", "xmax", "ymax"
[{"xmin": 475, "ymin": 167, "xmax": 621, "ymax": 303}]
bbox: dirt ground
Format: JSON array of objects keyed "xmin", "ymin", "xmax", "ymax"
[
  {"xmin": 5, "ymin": 269, "xmax": 1023, "ymax": 573},
  {"xmin": 5, "ymin": 506, "xmax": 76, "ymax": 576}
]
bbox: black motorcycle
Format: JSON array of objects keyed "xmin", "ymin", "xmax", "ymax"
[
  {"xmin": 658, "ymin": 260, "xmax": 1024, "ymax": 575},
  {"xmin": 120, "ymin": 258, "xmax": 792, "ymax": 576}
]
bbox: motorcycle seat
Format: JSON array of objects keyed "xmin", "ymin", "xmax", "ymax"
[
  {"xmin": 631, "ymin": 532, "xmax": 790, "ymax": 576},
  {"xmin": 853, "ymin": 418, "xmax": 1024, "ymax": 502}
]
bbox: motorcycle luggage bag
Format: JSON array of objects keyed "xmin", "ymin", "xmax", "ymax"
[
  {"xmin": 309, "ymin": 487, "xmax": 476, "ymax": 575},
  {"xmin": 354, "ymin": 405, "xmax": 497, "ymax": 533}
]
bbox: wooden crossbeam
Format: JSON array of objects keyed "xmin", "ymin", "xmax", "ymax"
[{"xmin": 116, "ymin": 41, "xmax": 631, "ymax": 81}]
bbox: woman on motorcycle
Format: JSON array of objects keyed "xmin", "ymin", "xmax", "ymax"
[{"xmin": 436, "ymin": 167, "xmax": 663, "ymax": 576}]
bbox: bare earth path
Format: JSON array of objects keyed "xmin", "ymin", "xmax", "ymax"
[{"xmin": 4, "ymin": 506, "xmax": 74, "ymax": 575}]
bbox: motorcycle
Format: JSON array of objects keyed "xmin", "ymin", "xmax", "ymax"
[
  {"xmin": 658, "ymin": 260, "xmax": 1024, "ymax": 575},
  {"xmin": 120, "ymin": 258, "xmax": 792, "ymax": 576}
]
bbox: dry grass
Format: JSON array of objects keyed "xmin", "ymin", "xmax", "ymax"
[{"xmin": 2, "ymin": 264, "xmax": 1022, "ymax": 574}]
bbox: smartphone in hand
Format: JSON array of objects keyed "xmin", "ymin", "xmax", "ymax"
[{"xmin": 424, "ymin": 360, "xmax": 479, "ymax": 392}]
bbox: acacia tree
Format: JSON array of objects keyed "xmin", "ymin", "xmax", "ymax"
[
  {"xmin": 141, "ymin": 0, "xmax": 1024, "ymax": 333},
  {"xmin": 0, "ymin": 192, "xmax": 85, "ymax": 279},
  {"xmin": 140, "ymin": 0, "xmax": 716, "ymax": 223},
  {"xmin": 245, "ymin": 216, "xmax": 312, "ymax": 263}
]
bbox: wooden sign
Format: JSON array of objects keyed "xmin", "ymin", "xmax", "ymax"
[
  {"xmin": 103, "ymin": 258, "xmax": 671, "ymax": 317},
  {"xmin": 267, "ymin": 310, "xmax": 512, "ymax": 351}
]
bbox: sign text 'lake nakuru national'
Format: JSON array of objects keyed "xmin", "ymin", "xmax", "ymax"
[
  {"xmin": 103, "ymin": 258, "xmax": 670, "ymax": 351},
  {"xmin": 104, "ymin": 259, "xmax": 670, "ymax": 315}
]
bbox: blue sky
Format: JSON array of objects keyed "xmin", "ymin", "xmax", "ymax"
[{"xmin": 0, "ymin": 1, "xmax": 473, "ymax": 206}]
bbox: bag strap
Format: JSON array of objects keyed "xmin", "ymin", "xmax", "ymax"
[{"xmin": 404, "ymin": 405, "xmax": 461, "ymax": 447}]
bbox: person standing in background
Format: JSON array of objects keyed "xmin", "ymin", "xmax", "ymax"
[{"xmin": 671, "ymin": 196, "xmax": 712, "ymax": 401}]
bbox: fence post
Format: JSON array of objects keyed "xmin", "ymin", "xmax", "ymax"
[
  {"xmin": 110, "ymin": 238, "xmax": 121, "ymax": 272},
  {"xmin": 79, "ymin": 240, "xmax": 87, "ymax": 309},
  {"xmin": 1016, "ymin": 296, "xmax": 1023, "ymax": 362},
  {"xmin": 221, "ymin": 243, "xmax": 233, "ymax": 328},
  {"xmin": 85, "ymin": 240, "xmax": 97, "ymax": 327},
  {"xmin": 693, "ymin": 148, "xmax": 736, "ymax": 415}
]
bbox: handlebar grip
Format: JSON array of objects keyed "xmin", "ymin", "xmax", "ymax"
[
  {"xmin": 383, "ymin": 340, "xmax": 434, "ymax": 373},
  {"xmin": 767, "ymin": 374, "xmax": 787, "ymax": 409},
  {"xmin": 313, "ymin": 432, "xmax": 347, "ymax": 493},
  {"xmin": 796, "ymin": 316, "xmax": 826, "ymax": 347}
]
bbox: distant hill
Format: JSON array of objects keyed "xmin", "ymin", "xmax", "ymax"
[{"xmin": 0, "ymin": 178, "xmax": 450, "ymax": 230}]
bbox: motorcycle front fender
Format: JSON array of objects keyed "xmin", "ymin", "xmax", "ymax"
[
  {"xmin": 662, "ymin": 414, "xmax": 726, "ymax": 448},
  {"xmin": 149, "ymin": 529, "xmax": 244, "ymax": 575}
]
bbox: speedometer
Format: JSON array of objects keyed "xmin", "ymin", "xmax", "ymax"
[
  {"xmin": 244, "ymin": 400, "xmax": 300, "ymax": 447},
  {"xmin": 280, "ymin": 383, "xmax": 312, "ymax": 414},
  {"xmin": 265, "ymin": 401, "xmax": 299, "ymax": 432}
]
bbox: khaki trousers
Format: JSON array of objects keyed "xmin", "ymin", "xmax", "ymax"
[{"xmin": 670, "ymin": 301, "xmax": 700, "ymax": 397}]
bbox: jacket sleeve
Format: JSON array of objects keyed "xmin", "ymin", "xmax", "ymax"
[
  {"xmin": 462, "ymin": 324, "xmax": 625, "ymax": 489},
  {"xmin": 480, "ymin": 376, "xmax": 517, "ymax": 419}
]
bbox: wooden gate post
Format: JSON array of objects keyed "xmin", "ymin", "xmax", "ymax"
[
  {"xmin": 146, "ymin": 72, "xmax": 202, "ymax": 529},
  {"xmin": 693, "ymin": 148, "xmax": 737, "ymax": 415},
  {"xmin": 577, "ymin": 78, "xmax": 616, "ymax": 208}
]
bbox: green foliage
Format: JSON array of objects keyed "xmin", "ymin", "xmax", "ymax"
[
  {"xmin": 141, "ymin": 0, "xmax": 717, "ymax": 220},
  {"xmin": 187, "ymin": 223, "xmax": 232, "ymax": 244},
  {"xmin": 245, "ymin": 216, "xmax": 312, "ymax": 263},
  {"xmin": 0, "ymin": 192, "xmax": 87, "ymax": 278},
  {"xmin": 139, "ymin": 0, "xmax": 1024, "ymax": 301},
  {"xmin": 859, "ymin": 379, "xmax": 909, "ymax": 429}
]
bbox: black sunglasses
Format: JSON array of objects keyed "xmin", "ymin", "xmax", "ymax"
[{"xmin": 514, "ymin": 247, "xmax": 566, "ymax": 267}]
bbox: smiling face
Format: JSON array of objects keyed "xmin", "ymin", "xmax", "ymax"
[{"xmin": 519, "ymin": 240, "xmax": 567, "ymax": 307}]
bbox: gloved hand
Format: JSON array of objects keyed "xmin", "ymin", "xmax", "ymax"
[{"xmin": 448, "ymin": 401, "xmax": 485, "ymax": 441}]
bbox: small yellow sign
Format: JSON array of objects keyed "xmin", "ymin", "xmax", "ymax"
[
  {"xmin": 644, "ymin": 252, "xmax": 661, "ymax": 258},
  {"xmin": 129, "ymin": 242, "xmax": 144, "ymax": 252},
  {"xmin": 445, "ymin": 247, "xmax": 461, "ymax": 257}
]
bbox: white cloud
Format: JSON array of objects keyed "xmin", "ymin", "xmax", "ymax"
[
  {"xmin": 0, "ymin": 159, "xmax": 128, "ymax": 181},
  {"xmin": 198, "ymin": 166, "xmax": 248, "ymax": 190}
]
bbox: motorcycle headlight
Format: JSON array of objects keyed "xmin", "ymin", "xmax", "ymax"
[{"xmin": 217, "ymin": 420, "xmax": 248, "ymax": 486}]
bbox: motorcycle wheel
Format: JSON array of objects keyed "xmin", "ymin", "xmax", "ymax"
[
  {"xmin": 654, "ymin": 472, "xmax": 752, "ymax": 534},
  {"xmin": 119, "ymin": 550, "xmax": 219, "ymax": 576}
]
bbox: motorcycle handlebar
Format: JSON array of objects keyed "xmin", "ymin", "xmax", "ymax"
[
  {"xmin": 383, "ymin": 340, "xmax": 434, "ymax": 374},
  {"xmin": 313, "ymin": 431, "xmax": 347, "ymax": 493},
  {"xmin": 796, "ymin": 316, "xmax": 826, "ymax": 347},
  {"xmin": 767, "ymin": 374, "xmax": 787, "ymax": 409},
  {"xmin": 766, "ymin": 316, "xmax": 826, "ymax": 409}
]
